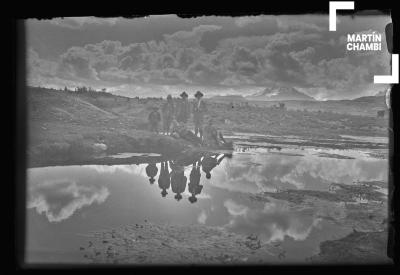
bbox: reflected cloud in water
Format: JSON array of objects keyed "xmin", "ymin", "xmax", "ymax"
[
  {"xmin": 27, "ymin": 146, "xmax": 387, "ymax": 225},
  {"xmin": 210, "ymin": 150, "xmax": 387, "ymax": 193},
  {"xmin": 223, "ymin": 198, "xmax": 321, "ymax": 243},
  {"xmin": 88, "ymin": 164, "xmax": 144, "ymax": 175},
  {"xmin": 28, "ymin": 178, "xmax": 109, "ymax": 222},
  {"xmin": 197, "ymin": 210, "xmax": 207, "ymax": 224},
  {"xmin": 221, "ymin": 197, "xmax": 349, "ymax": 244}
]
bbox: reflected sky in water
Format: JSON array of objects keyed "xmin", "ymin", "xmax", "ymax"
[{"xmin": 26, "ymin": 141, "xmax": 388, "ymax": 263}]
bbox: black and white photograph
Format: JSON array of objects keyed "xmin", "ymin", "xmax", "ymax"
[{"xmin": 16, "ymin": 6, "xmax": 396, "ymax": 266}]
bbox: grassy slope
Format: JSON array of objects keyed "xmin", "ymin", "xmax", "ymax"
[
  {"xmin": 247, "ymin": 96, "xmax": 388, "ymax": 117},
  {"xmin": 207, "ymin": 100, "xmax": 388, "ymax": 138},
  {"xmin": 27, "ymin": 87, "xmax": 191, "ymax": 167}
]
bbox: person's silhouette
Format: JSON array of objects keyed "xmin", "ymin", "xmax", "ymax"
[
  {"xmin": 145, "ymin": 162, "xmax": 158, "ymax": 184},
  {"xmin": 170, "ymin": 161, "xmax": 187, "ymax": 201},
  {"xmin": 158, "ymin": 161, "xmax": 171, "ymax": 197},
  {"xmin": 201, "ymin": 153, "xmax": 226, "ymax": 180},
  {"xmin": 188, "ymin": 161, "xmax": 203, "ymax": 203}
]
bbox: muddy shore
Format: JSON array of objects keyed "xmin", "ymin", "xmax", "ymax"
[{"xmin": 75, "ymin": 181, "xmax": 391, "ymax": 265}]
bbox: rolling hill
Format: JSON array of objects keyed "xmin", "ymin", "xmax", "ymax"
[
  {"xmin": 246, "ymin": 85, "xmax": 315, "ymax": 101},
  {"xmin": 209, "ymin": 94, "xmax": 247, "ymax": 102}
]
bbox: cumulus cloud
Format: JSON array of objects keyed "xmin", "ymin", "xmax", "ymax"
[
  {"xmin": 37, "ymin": 25, "xmax": 224, "ymax": 86},
  {"xmin": 27, "ymin": 48, "xmax": 58, "ymax": 78},
  {"xmin": 164, "ymin": 25, "xmax": 222, "ymax": 49},
  {"xmin": 88, "ymin": 164, "xmax": 143, "ymax": 174},
  {"xmin": 276, "ymin": 17, "xmax": 325, "ymax": 32},
  {"xmin": 235, "ymin": 16, "xmax": 264, "ymax": 28},
  {"xmin": 197, "ymin": 210, "xmax": 207, "ymax": 224},
  {"xmin": 289, "ymin": 46, "xmax": 315, "ymax": 63},
  {"xmin": 58, "ymin": 47, "xmax": 100, "ymax": 80},
  {"xmin": 208, "ymin": 152, "xmax": 387, "ymax": 194},
  {"xmin": 28, "ymin": 179, "xmax": 110, "ymax": 222},
  {"xmin": 49, "ymin": 17, "xmax": 119, "ymax": 29},
  {"xmin": 223, "ymin": 198, "xmax": 321, "ymax": 242}
]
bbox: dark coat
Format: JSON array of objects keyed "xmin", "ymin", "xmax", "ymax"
[
  {"xmin": 148, "ymin": 110, "xmax": 161, "ymax": 124},
  {"xmin": 176, "ymin": 99, "xmax": 191, "ymax": 123}
]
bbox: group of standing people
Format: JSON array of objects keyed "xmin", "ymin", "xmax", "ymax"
[
  {"xmin": 148, "ymin": 91, "xmax": 206, "ymax": 136},
  {"xmin": 148, "ymin": 91, "xmax": 227, "ymax": 147}
]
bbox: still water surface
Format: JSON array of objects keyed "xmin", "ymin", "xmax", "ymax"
[{"xmin": 26, "ymin": 134, "xmax": 388, "ymax": 263}]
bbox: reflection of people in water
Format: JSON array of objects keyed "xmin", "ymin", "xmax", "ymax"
[
  {"xmin": 158, "ymin": 161, "xmax": 171, "ymax": 197},
  {"xmin": 170, "ymin": 161, "xmax": 187, "ymax": 201},
  {"xmin": 188, "ymin": 161, "xmax": 203, "ymax": 203},
  {"xmin": 201, "ymin": 153, "xmax": 227, "ymax": 179},
  {"xmin": 145, "ymin": 162, "xmax": 158, "ymax": 184}
]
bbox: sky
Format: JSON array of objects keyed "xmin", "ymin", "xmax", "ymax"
[{"xmin": 26, "ymin": 14, "xmax": 391, "ymax": 100}]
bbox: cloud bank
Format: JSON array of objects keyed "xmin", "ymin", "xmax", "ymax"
[{"xmin": 27, "ymin": 15, "xmax": 391, "ymax": 100}]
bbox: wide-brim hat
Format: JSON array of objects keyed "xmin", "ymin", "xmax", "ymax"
[
  {"xmin": 180, "ymin": 91, "xmax": 188, "ymax": 98},
  {"xmin": 194, "ymin": 91, "xmax": 204, "ymax": 98},
  {"xmin": 188, "ymin": 196, "xmax": 197, "ymax": 204}
]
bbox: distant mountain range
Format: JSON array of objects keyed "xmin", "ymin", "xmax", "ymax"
[
  {"xmin": 350, "ymin": 90, "xmax": 386, "ymax": 102},
  {"xmin": 209, "ymin": 94, "xmax": 247, "ymax": 102},
  {"xmin": 246, "ymin": 85, "xmax": 316, "ymax": 101},
  {"xmin": 374, "ymin": 90, "xmax": 387, "ymax": 97}
]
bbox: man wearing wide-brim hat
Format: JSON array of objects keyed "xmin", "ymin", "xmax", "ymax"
[
  {"xmin": 193, "ymin": 90, "xmax": 207, "ymax": 139},
  {"xmin": 176, "ymin": 91, "xmax": 190, "ymax": 124},
  {"xmin": 161, "ymin": 94, "xmax": 175, "ymax": 135},
  {"xmin": 148, "ymin": 105, "xmax": 161, "ymax": 133},
  {"xmin": 194, "ymin": 91, "xmax": 203, "ymax": 98}
]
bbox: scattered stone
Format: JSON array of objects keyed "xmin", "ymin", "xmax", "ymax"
[{"xmin": 309, "ymin": 231, "xmax": 391, "ymax": 264}]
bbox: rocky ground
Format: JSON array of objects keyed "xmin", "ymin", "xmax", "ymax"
[
  {"xmin": 80, "ymin": 222, "xmax": 285, "ymax": 265},
  {"xmin": 307, "ymin": 230, "xmax": 391, "ymax": 264}
]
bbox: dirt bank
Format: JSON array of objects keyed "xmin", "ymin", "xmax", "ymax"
[
  {"xmin": 75, "ymin": 180, "xmax": 391, "ymax": 265},
  {"xmin": 27, "ymin": 87, "xmax": 197, "ymax": 167},
  {"xmin": 308, "ymin": 230, "xmax": 391, "ymax": 264},
  {"xmin": 28, "ymin": 121, "xmax": 192, "ymax": 167},
  {"xmin": 79, "ymin": 222, "xmax": 285, "ymax": 265}
]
